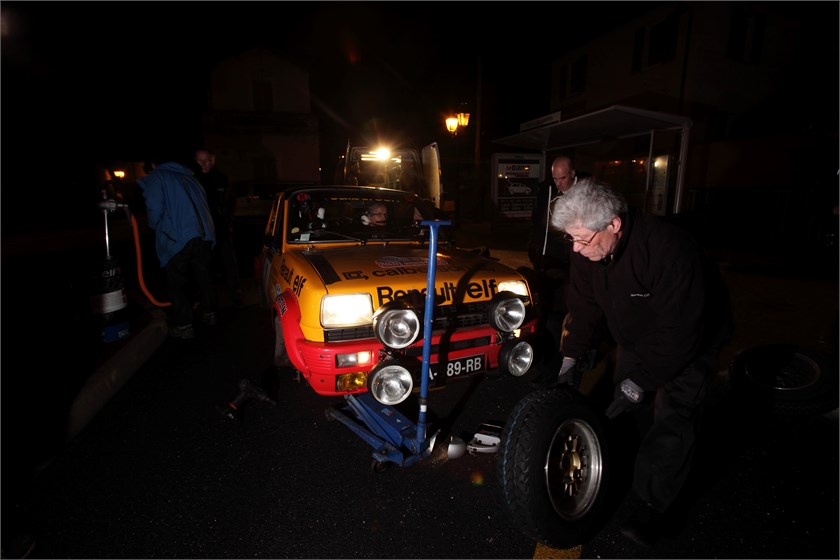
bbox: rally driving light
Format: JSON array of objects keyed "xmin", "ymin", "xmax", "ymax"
[
  {"xmin": 321, "ymin": 293, "xmax": 373, "ymax": 328},
  {"xmin": 498, "ymin": 339, "xmax": 534, "ymax": 377},
  {"xmin": 487, "ymin": 291, "xmax": 526, "ymax": 332},
  {"xmin": 368, "ymin": 360, "xmax": 414, "ymax": 405},
  {"xmin": 372, "ymin": 301, "xmax": 421, "ymax": 349}
]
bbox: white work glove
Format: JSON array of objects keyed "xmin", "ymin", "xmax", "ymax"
[{"xmin": 556, "ymin": 357, "xmax": 578, "ymax": 386}]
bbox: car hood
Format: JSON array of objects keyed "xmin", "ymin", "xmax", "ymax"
[{"xmin": 294, "ymin": 244, "xmax": 528, "ymax": 307}]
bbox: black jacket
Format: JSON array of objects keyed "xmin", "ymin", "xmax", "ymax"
[
  {"xmin": 529, "ymin": 180, "xmax": 571, "ymax": 272},
  {"xmin": 194, "ymin": 168, "xmax": 235, "ymax": 239},
  {"xmin": 561, "ymin": 208, "xmax": 732, "ymax": 391}
]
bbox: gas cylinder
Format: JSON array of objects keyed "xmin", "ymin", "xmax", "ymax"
[
  {"xmin": 92, "ymin": 184, "xmax": 131, "ymax": 343},
  {"xmin": 90, "ymin": 256, "xmax": 130, "ymax": 343}
]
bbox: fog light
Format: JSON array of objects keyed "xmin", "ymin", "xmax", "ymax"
[
  {"xmin": 498, "ymin": 339, "xmax": 534, "ymax": 377},
  {"xmin": 487, "ymin": 291, "xmax": 526, "ymax": 332},
  {"xmin": 336, "ymin": 351, "xmax": 372, "ymax": 368},
  {"xmin": 368, "ymin": 361, "xmax": 414, "ymax": 405},
  {"xmin": 373, "ymin": 301, "xmax": 421, "ymax": 349},
  {"xmin": 336, "ymin": 371, "xmax": 367, "ymax": 392}
]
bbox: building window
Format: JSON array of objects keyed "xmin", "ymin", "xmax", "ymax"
[
  {"xmin": 558, "ymin": 55, "xmax": 588, "ymax": 99},
  {"xmin": 570, "ymin": 55, "xmax": 588, "ymax": 96},
  {"xmin": 253, "ymin": 155, "xmax": 277, "ymax": 182},
  {"xmin": 727, "ymin": 6, "xmax": 765, "ymax": 64},
  {"xmin": 253, "ymin": 80, "xmax": 273, "ymax": 112},
  {"xmin": 632, "ymin": 13, "xmax": 679, "ymax": 72}
]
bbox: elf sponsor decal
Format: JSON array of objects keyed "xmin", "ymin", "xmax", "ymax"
[
  {"xmin": 376, "ymin": 278, "xmax": 499, "ymax": 306},
  {"xmin": 279, "ymin": 260, "xmax": 294, "ymax": 283},
  {"xmin": 278, "ymin": 260, "xmax": 306, "ymax": 296}
]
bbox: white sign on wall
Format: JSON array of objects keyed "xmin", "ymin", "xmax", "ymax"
[{"xmin": 491, "ymin": 153, "xmax": 545, "ymax": 220}]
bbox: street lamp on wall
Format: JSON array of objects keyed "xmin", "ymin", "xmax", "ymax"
[
  {"xmin": 445, "ymin": 111, "xmax": 471, "ymax": 136},
  {"xmin": 445, "ymin": 117, "xmax": 459, "ymax": 135}
]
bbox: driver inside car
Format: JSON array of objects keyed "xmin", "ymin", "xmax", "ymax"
[{"xmin": 361, "ymin": 202, "xmax": 388, "ymax": 227}]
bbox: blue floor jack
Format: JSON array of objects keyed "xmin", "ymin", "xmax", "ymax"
[{"xmin": 325, "ymin": 220, "xmax": 451, "ymax": 472}]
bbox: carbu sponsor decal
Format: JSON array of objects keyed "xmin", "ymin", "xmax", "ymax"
[
  {"xmin": 375, "ymin": 256, "xmax": 445, "ymax": 268},
  {"xmin": 376, "ymin": 278, "xmax": 500, "ymax": 306},
  {"xmin": 341, "ymin": 264, "xmax": 473, "ymax": 281}
]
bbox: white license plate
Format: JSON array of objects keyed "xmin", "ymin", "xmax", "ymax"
[{"xmin": 429, "ymin": 355, "xmax": 485, "ymax": 380}]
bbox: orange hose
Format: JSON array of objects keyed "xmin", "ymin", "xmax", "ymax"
[{"xmin": 130, "ymin": 213, "xmax": 171, "ymax": 308}]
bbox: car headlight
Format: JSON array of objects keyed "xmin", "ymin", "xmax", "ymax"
[
  {"xmin": 372, "ymin": 300, "xmax": 421, "ymax": 349},
  {"xmin": 368, "ymin": 360, "xmax": 414, "ymax": 405},
  {"xmin": 487, "ymin": 291, "xmax": 526, "ymax": 332},
  {"xmin": 498, "ymin": 280, "xmax": 529, "ymax": 297},
  {"xmin": 498, "ymin": 339, "xmax": 534, "ymax": 377},
  {"xmin": 321, "ymin": 293, "xmax": 374, "ymax": 328}
]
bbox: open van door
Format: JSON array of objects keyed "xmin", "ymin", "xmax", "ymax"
[{"xmin": 421, "ymin": 142, "xmax": 442, "ymax": 208}]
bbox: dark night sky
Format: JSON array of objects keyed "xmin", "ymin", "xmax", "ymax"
[{"xmin": 1, "ymin": 1, "xmax": 658, "ymax": 228}]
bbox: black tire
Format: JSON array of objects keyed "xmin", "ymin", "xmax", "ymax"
[
  {"xmin": 496, "ymin": 388, "xmax": 611, "ymax": 549},
  {"xmin": 729, "ymin": 344, "xmax": 838, "ymax": 417}
]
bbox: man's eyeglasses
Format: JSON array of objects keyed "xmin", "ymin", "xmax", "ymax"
[{"xmin": 562, "ymin": 229, "xmax": 601, "ymax": 246}]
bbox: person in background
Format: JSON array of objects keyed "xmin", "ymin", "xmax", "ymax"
[
  {"xmin": 194, "ymin": 148, "xmax": 243, "ymax": 308},
  {"xmin": 528, "ymin": 155, "xmax": 578, "ymax": 383},
  {"xmin": 362, "ymin": 202, "xmax": 388, "ymax": 227},
  {"xmin": 548, "ymin": 177, "xmax": 732, "ymax": 547},
  {"xmin": 138, "ymin": 157, "xmax": 218, "ymax": 339}
]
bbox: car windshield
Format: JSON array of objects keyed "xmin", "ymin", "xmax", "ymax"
[{"xmin": 286, "ymin": 188, "xmax": 450, "ymax": 244}]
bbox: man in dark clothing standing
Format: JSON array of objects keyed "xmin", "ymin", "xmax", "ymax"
[
  {"xmin": 194, "ymin": 148, "xmax": 243, "ymax": 308},
  {"xmin": 549, "ymin": 178, "xmax": 733, "ymax": 547},
  {"xmin": 138, "ymin": 159, "xmax": 218, "ymax": 339},
  {"xmin": 528, "ymin": 155, "xmax": 577, "ymax": 381}
]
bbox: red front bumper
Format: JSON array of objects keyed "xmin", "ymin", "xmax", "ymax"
[{"xmin": 289, "ymin": 320, "xmax": 537, "ymax": 397}]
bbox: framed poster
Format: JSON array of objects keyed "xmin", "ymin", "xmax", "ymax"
[{"xmin": 491, "ymin": 153, "xmax": 545, "ymax": 220}]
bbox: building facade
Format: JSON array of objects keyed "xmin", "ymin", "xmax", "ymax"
[{"xmin": 537, "ymin": 2, "xmax": 838, "ymax": 258}]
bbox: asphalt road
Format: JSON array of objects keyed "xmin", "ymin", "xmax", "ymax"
[
  {"xmin": 21, "ymin": 298, "xmax": 840, "ymax": 559},
  {"xmin": 4, "ymin": 218, "xmax": 838, "ymax": 558}
]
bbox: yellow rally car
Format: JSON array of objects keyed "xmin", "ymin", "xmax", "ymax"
[{"xmin": 255, "ymin": 185, "xmax": 537, "ymax": 401}]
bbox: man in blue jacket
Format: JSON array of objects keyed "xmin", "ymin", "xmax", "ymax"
[
  {"xmin": 138, "ymin": 158, "xmax": 217, "ymax": 339},
  {"xmin": 549, "ymin": 178, "xmax": 732, "ymax": 546}
]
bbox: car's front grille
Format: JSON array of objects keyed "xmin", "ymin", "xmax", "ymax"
[
  {"xmin": 432, "ymin": 301, "xmax": 490, "ymax": 330},
  {"xmin": 322, "ymin": 301, "xmax": 494, "ymax": 343},
  {"xmin": 324, "ymin": 325, "xmax": 374, "ymax": 342}
]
